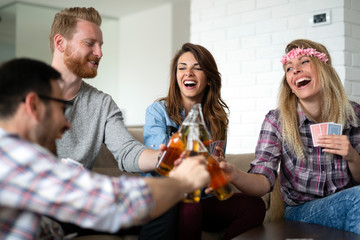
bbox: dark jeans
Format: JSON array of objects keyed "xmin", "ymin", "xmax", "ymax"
[
  {"xmin": 138, "ymin": 205, "xmax": 178, "ymax": 240},
  {"xmin": 178, "ymin": 193, "xmax": 266, "ymax": 240},
  {"xmin": 139, "ymin": 171, "xmax": 178, "ymax": 240},
  {"xmin": 138, "ymin": 192, "xmax": 266, "ymax": 240}
]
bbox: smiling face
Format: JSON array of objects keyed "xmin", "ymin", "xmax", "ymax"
[
  {"xmin": 285, "ymin": 55, "xmax": 322, "ymax": 104},
  {"xmin": 176, "ymin": 52, "xmax": 208, "ymax": 104},
  {"xmin": 63, "ymin": 20, "xmax": 103, "ymax": 78}
]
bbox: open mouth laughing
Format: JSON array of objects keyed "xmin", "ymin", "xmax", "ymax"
[
  {"xmin": 183, "ymin": 80, "xmax": 197, "ymax": 88},
  {"xmin": 295, "ymin": 78, "xmax": 311, "ymax": 88}
]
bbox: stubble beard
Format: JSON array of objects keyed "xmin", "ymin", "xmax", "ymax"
[{"xmin": 36, "ymin": 106, "xmax": 58, "ymax": 156}]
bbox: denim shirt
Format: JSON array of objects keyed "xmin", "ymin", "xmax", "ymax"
[
  {"xmin": 143, "ymin": 100, "xmax": 183, "ymax": 151},
  {"xmin": 142, "ymin": 101, "xmax": 183, "ymax": 177},
  {"xmin": 143, "ymin": 101, "xmax": 224, "ymax": 199}
]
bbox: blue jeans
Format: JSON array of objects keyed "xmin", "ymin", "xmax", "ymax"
[{"xmin": 284, "ymin": 186, "xmax": 360, "ymax": 234}]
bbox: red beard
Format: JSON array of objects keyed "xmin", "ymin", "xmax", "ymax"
[{"xmin": 64, "ymin": 46, "xmax": 99, "ymax": 79}]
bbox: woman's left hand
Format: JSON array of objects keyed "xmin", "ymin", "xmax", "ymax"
[{"xmin": 318, "ymin": 135, "xmax": 358, "ymax": 161}]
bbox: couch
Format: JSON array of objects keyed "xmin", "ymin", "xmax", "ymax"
[{"xmin": 75, "ymin": 127, "xmax": 285, "ymax": 240}]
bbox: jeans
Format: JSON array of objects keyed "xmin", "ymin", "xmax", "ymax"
[
  {"xmin": 178, "ymin": 193, "xmax": 266, "ymax": 240},
  {"xmin": 284, "ymin": 186, "xmax": 360, "ymax": 234}
]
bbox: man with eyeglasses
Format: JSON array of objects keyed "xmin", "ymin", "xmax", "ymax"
[{"xmin": 0, "ymin": 58, "xmax": 210, "ymax": 239}]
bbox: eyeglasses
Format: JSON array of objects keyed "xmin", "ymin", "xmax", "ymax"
[
  {"xmin": 22, "ymin": 94, "xmax": 73, "ymax": 114},
  {"xmin": 38, "ymin": 94, "xmax": 73, "ymax": 108},
  {"xmin": 38, "ymin": 94, "xmax": 73, "ymax": 115}
]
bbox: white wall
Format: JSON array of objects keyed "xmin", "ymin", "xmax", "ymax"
[
  {"xmin": 85, "ymin": 16, "xmax": 119, "ymax": 105},
  {"xmin": 344, "ymin": 0, "xmax": 360, "ymax": 103},
  {"xmin": 117, "ymin": 2, "xmax": 190, "ymax": 126},
  {"xmin": 0, "ymin": 3, "xmax": 15, "ymax": 63},
  {"xmin": 4, "ymin": 2, "xmax": 120, "ymax": 108},
  {"xmin": 118, "ymin": 4, "xmax": 172, "ymax": 126},
  {"xmin": 15, "ymin": 3, "xmax": 56, "ymax": 63},
  {"xmin": 1, "ymin": 1, "xmax": 190, "ymax": 128},
  {"xmin": 190, "ymin": 0, "xmax": 360, "ymax": 154}
]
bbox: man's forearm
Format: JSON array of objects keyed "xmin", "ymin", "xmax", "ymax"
[
  {"xmin": 138, "ymin": 149, "xmax": 160, "ymax": 172},
  {"xmin": 143, "ymin": 177, "xmax": 184, "ymax": 218}
]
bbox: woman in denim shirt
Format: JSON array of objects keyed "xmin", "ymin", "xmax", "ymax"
[{"xmin": 140, "ymin": 43, "xmax": 266, "ymax": 240}]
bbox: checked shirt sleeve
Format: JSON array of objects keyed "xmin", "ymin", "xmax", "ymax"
[
  {"xmin": 249, "ymin": 110, "xmax": 282, "ymax": 189},
  {"xmin": 0, "ymin": 136, "xmax": 154, "ymax": 236}
]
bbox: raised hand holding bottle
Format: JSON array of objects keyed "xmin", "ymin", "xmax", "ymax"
[{"xmin": 155, "ymin": 109, "xmax": 195, "ymax": 176}]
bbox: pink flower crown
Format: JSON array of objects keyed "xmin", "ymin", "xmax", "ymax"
[{"xmin": 280, "ymin": 47, "xmax": 329, "ymax": 65}]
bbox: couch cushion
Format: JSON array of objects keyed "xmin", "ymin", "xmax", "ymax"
[
  {"xmin": 127, "ymin": 126, "xmax": 144, "ymax": 144},
  {"xmin": 226, "ymin": 153, "xmax": 254, "ymax": 172}
]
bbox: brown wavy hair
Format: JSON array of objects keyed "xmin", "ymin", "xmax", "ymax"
[
  {"xmin": 279, "ymin": 39, "xmax": 356, "ymax": 159},
  {"xmin": 158, "ymin": 43, "xmax": 229, "ymax": 140},
  {"xmin": 49, "ymin": 7, "xmax": 102, "ymax": 54}
]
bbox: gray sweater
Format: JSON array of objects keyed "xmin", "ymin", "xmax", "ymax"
[{"xmin": 56, "ymin": 82, "xmax": 146, "ymax": 172}]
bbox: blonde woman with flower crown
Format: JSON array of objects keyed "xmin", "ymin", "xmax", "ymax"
[{"xmin": 220, "ymin": 39, "xmax": 360, "ymax": 234}]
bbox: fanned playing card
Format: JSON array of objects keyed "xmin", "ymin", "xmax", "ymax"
[
  {"xmin": 310, "ymin": 124, "xmax": 322, "ymax": 147},
  {"xmin": 327, "ymin": 123, "xmax": 342, "ymax": 135},
  {"xmin": 310, "ymin": 122, "xmax": 342, "ymax": 147}
]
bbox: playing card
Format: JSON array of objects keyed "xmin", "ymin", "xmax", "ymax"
[
  {"xmin": 311, "ymin": 122, "xmax": 343, "ymax": 147},
  {"xmin": 310, "ymin": 124, "xmax": 322, "ymax": 147},
  {"xmin": 211, "ymin": 140, "xmax": 225, "ymax": 157},
  {"xmin": 327, "ymin": 123, "xmax": 342, "ymax": 135},
  {"xmin": 319, "ymin": 123, "xmax": 328, "ymax": 136}
]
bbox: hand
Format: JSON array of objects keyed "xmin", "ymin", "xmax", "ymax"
[
  {"xmin": 169, "ymin": 155, "xmax": 210, "ymax": 193},
  {"xmin": 158, "ymin": 144, "xmax": 166, "ymax": 152},
  {"xmin": 218, "ymin": 161, "xmax": 238, "ymax": 182},
  {"xmin": 318, "ymin": 135, "xmax": 358, "ymax": 161},
  {"xmin": 172, "ymin": 151, "xmax": 187, "ymax": 167}
]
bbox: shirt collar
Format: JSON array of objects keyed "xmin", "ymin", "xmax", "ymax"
[
  {"xmin": 0, "ymin": 127, "xmax": 6, "ymax": 137},
  {"xmin": 297, "ymin": 103, "xmax": 312, "ymax": 128},
  {"xmin": 0, "ymin": 127, "xmax": 20, "ymax": 139}
]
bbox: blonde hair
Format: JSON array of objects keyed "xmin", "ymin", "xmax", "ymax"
[
  {"xmin": 49, "ymin": 7, "xmax": 102, "ymax": 54},
  {"xmin": 278, "ymin": 39, "xmax": 357, "ymax": 159}
]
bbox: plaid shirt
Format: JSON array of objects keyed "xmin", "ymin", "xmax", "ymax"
[
  {"xmin": 0, "ymin": 128, "xmax": 154, "ymax": 240},
  {"xmin": 250, "ymin": 101, "xmax": 360, "ymax": 206}
]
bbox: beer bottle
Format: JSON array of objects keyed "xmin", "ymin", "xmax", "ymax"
[
  {"xmin": 184, "ymin": 122, "xmax": 233, "ymax": 202},
  {"xmin": 155, "ymin": 109, "xmax": 195, "ymax": 176},
  {"xmin": 183, "ymin": 122, "xmax": 202, "ymax": 203},
  {"xmin": 191, "ymin": 103, "xmax": 212, "ymax": 151}
]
